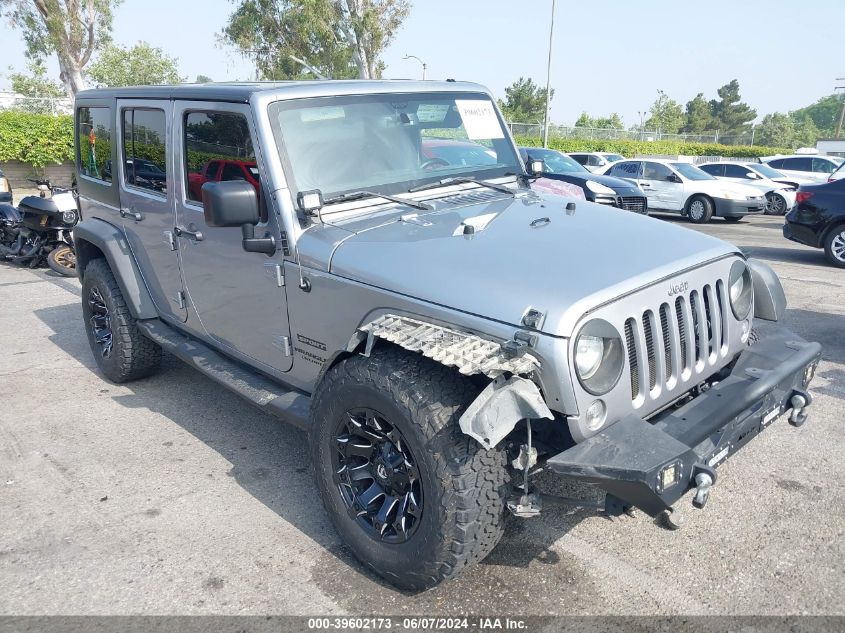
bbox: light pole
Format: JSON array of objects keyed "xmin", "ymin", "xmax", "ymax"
[
  {"xmin": 638, "ymin": 110, "xmax": 645, "ymax": 140},
  {"xmin": 542, "ymin": 0, "xmax": 556, "ymax": 148},
  {"xmin": 403, "ymin": 55, "xmax": 427, "ymax": 80},
  {"xmin": 656, "ymin": 89, "xmax": 666, "ymax": 139}
]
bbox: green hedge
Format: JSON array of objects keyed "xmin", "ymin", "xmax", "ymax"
[
  {"xmin": 0, "ymin": 111, "xmax": 74, "ymax": 168},
  {"xmin": 514, "ymin": 135, "xmax": 791, "ymax": 158}
]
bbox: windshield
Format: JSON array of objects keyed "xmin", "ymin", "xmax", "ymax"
[
  {"xmin": 268, "ymin": 92, "xmax": 521, "ymax": 201},
  {"xmin": 603, "ymin": 154, "xmax": 625, "ymax": 163},
  {"xmin": 671, "ymin": 162, "xmax": 714, "ymax": 181},
  {"xmin": 524, "ymin": 148, "xmax": 587, "ymax": 174},
  {"xmin": 749, "ymin": 163, "xmax": 784, "ymax": 179}
]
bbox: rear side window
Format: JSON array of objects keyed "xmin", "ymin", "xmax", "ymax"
[
  {"xmin": 781, "ymin": 157, "xmax": 812, "ymax": 171},
  {"xmin": 812, "ymin": 158, "xmax": 836, "ymax": 174},
  {"xmin": 77, "ymin": 107, "xmax": 112, "ymax": 182},
  {"xmin": 642, "ymin": 162, "xmax": 673, "ymax": 181},
  {"xmin": 699, "ymin": 164, "xmax": 723, "ymax": 176},
  {"xmin": 184, "ymin": 111, "xmax": 256, "ymax": 203},
  {"xmin": 610, "ymin": 162, "xmax": 640, "ymax": 178},
  {"xmin": 122, "ymin": 108, "xmax": 167, "ymax": 195},
  {"xmin": 724, "ymin": 164, "xmax": 750, "ymax": 178},
  {"xmin": 570, "ymin": 154, "xmax": 588, "ymax": 165}
]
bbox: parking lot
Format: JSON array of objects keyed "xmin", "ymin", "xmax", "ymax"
[{"xmin": 1, "ymin": 213, "xmax": 843, "ymax": 616}]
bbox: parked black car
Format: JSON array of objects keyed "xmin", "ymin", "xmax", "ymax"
[
  {"xmin": 518, "ymin": 147, "xmax": 647, "ymax": 213},
  {"xmin": 783, "ymin": 178, "xmax": 845, "ymax": 267}
]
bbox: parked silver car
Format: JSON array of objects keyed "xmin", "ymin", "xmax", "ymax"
[
  {"xmin": 760, "ymin": 154, "xmax": 843, "ymax": 183},
  {"xmin": 72, "ymin": 81, "xmax": 820, "ymax": 589},
  {"xmin": 697, "ymin": 162, "xmax": 796, "ymax": 215},
  {"xmin": 607, "ymin": 159, "xmax": 765, "ymax": 223}
]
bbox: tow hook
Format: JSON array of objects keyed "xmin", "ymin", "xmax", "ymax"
[
  {"xmin": 507, "ymin": 420, "xmax": 542, "ymax": 518},
  {"xmin": 692, "ymin": 472, "xmax": 714, "ymax": 509},
  {"xmin": 788, "ymin": 391, "xmax": 810, "ymax": 427}
]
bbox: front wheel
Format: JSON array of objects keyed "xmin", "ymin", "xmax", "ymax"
[
  {"xmin": 824, "ymin": 225, "xmax": 845, "ymax": 268},
  {"xmin": 765, "ymin": 192, "xmax": 788, "ymax": 215},
  {"xmin": 310, "ymin": 348, "xmax": 510, "ymax": 590},
  {"xmin": 47, "ymin": 245, "xmax": 77, "ymax": 277},
  {"xmin": 686, "ymin": 195, "xmax": 713, "ymax": 224}
]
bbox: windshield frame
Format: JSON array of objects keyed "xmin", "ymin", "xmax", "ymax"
[{"xmin": 267, "ymin": 91, "xmax": 524, "ymax": 205}]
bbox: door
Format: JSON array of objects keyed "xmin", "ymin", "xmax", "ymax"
[
  {"xmin": 116, "ymin": 100, "xmax": 187, "ymax": 322},
  {"xmin": 173, "ymin": 101, "xmax": 293, "ymax": 373},
  {"xmin": 640, "ymin": 161, "xmax": 684, "ymax": 210}
]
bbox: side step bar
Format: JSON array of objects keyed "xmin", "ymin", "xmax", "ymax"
[{"xmin": 137, "ymin": 319, "xmax": 311, "ymax": 430}]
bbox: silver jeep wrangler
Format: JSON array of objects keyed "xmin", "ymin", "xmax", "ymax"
[{"xmin": 72, "ymin": 81, "xmax": 821, "ymax": 589}]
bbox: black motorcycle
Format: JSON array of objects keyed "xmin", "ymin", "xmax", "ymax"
[{"xmin": 0, "ymin": 179, "xmax": 80, "ymax": 277}]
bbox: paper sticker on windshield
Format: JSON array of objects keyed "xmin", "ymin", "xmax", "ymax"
[
  {"xmin": 416, "ymin": 104, "xmax": 449, "ymax": 123},
  {"xmin": 455, "ymin": 100, "xmax": 504, "ymax": 140},
  {"xmin": 300, "ymin": 106, "xmax": 345, "ymax": 122}
]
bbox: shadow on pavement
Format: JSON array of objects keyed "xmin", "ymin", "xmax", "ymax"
[
  {"xmin": 738, "ymin": 245, "xmax": 832, "ymax": 268},
  {"xmin": 32, "ymin": 299, "xmax": 594, "ymax": 611}
]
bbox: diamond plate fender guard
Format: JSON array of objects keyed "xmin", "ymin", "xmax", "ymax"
[{"xmin": 353, "ymin": 314, "xmax": 552, "ymax": 447}]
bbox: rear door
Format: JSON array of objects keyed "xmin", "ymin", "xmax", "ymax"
[
  {"xmin": 116, "ymin": 100, "xmax": 187, "ymax": 322},
  {"xmin": 173, "ymin": 101, "xmax": 293, "ymax": 373}
]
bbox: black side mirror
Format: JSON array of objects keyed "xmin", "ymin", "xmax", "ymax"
[
  {"xmin": 202, "ymin": 181, "xmax": 276, "ymax": 255},
  {"xmin": 667, "ymin": 173, "xmax": 682, "ymax": 183},
  {"xmin": 526, "ymin": 158, "xmax": 545, "ymax": 177}
]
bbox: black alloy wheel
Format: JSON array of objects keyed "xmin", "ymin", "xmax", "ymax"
[
  {"xmin": 332, "ymin": 407, "xmax": 422, "ymax": 543},
  {"xmin": 88, "ymin": 286, "xmax": 113, "ymax": 358}
]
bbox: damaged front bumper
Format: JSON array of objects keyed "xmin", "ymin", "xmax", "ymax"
[{"xmin": 546, "ymin": 327, "xmax": 821, "ymax": 517}]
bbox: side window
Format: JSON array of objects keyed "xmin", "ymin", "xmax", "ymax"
[
  {"xmin": 643, "ymin": 162, "xmax": 673, "ymax": 181},
  {"xmin": 586, "ymin": 155, "xmax": 602, "ymax": 167},
  {"xmin": 77, "ymin": 107, "xmax": 112, "ymax": 182},
  {"xmin": 724, "ymin": 164, "xmax": 749, "ymax": 178},
  {"xmin": 571, "ymin": 154, "xmax": 588, "ymax": 166},
  {"xmin": 611, "ymin": 162, "xmax": 640, "ymax": 178},
  {"xmin": 812, "ymin": 158, "xmax": 836, "ymax": 174},
  {"xmin": 768, "ymin": 159, "xmax": 784, "ymax": 169},
  {"xmin": 699, "ymin": 164, "xmax": 723, "ymax": 176},
  {"xmin": 184, "ymin": 111, "xmax": 256, "ymax": 203},
  {"xmin": 205, "ymin": 161, "xmax": 221, "ymax": 179},
  {"xmin": 122, "ymin": 108, "xmax": 167, "ymax": 195},
  {"xmin": 783, "ymin": 157, "xmax": 812, "ymax": 171}
]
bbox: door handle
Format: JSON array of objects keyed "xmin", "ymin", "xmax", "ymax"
[
  {"xmin": 120, "ymin": 208, "xmax": 142, "ymax": 221},
  {"xmin": 174, "ymin": 226, "xmax": 204, "ymax": 241}
]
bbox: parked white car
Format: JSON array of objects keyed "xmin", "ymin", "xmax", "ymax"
[
  {"xmin": 697, "ymin": 162, "xmax": 796, "ymax": 215},
  {"xmin": 568, "ymin": 152, "xmax": 625, "ymax": 173},
  {"xmin": 607, "ymin": 159, "xmax": 765, "ymax": 223},
  {"xmin": 759, "ymin": 154, "xmax": 844, "ymax": 182}
]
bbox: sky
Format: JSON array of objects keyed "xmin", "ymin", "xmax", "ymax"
[{"xmin": 0, "ymin": 0, "xmax": 841, "ymax": 127}]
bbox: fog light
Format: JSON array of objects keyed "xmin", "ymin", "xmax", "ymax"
[
  {"xmin": 658, "ymin": 462, "xmax": 682, "ymax": 492},
  {"xmin": 585, "ymin": 399, "xmax": 606, "ymax": 431}
]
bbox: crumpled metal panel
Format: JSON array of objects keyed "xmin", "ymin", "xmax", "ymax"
[
  {"xmin": 459, "ymin": 375, "xmax": 554, "ymax": 448},
  {"xmin": 359, "ymin": 314, "xmax": 539, "ymax": 378}
]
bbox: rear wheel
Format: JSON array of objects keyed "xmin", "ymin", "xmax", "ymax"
[
  {"xmin": 824, "ymin": 225, "xmax": 845, "ymax": 268},
  {"xmin": 47, "ymin": 245, "xmax": 77, "ymax": 277},
  {"xmin": 686, "ymin": 195, "xmax": 713, "ymax": 224},
  {"xmin": 81, "ymin": 258, "xmax": 162, "ymax": 382},
  {"xmin": 311, "ymin": 348, "xmax": 510, "ymax": 590}
]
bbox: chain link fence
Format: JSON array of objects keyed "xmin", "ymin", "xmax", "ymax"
[
  {"xmin": 508, "ymin": 122, "xmax": 756, "ymax": 146},
  {"xmin": 0, "ymin": 95, "xmax": 73, "ymax": 115}
]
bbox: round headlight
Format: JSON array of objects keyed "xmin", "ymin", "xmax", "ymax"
[
  {"xmin": 62, "ymin": 209, "xmax": 78, "ymax": 224},
  {"xmin": 585, "ymin": 180, "xmax": 616, "ymax": 195},
  {"xmin": 574, "ymin": 319, "xmax": 625, "ymax": 395},
  {"xmin": 728, "ymin": 260, "xmax": 753, "ymax": 320}
]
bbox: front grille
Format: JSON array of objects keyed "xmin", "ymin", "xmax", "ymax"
[
  {"xmin": 625, "ymin": 281, "xmax": 729, "ymax": 406},
  {"xmin": 618, "ymin": 196, "xmax": 646, "ymax": 213}
]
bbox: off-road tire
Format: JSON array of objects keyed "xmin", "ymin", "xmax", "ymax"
[
  {"xmin": 310, "ymin": 347, "xmax": 510, "ymax": 590},
  {"xmin": 686, "ymin": 195, "xmax": 713, "ymax": 224},
  {"xmin": 81, "ymin": 258, "xmax": 162, "ymax": 382},
  {"xmin": 823, "ymin": 224, "xmax": 845, "ymax": 269}
]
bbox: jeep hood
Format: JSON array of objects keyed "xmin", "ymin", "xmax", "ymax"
[{"xmin": 302, "ymin": 192, "xmax": 739, "ymax": 337}]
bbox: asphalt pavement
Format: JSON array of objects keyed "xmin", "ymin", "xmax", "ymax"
[{"xmin": 1, "ymin": 213, "xmax": 843, "ymax": 616}]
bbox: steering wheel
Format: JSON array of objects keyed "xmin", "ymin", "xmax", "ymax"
[{"xmin": 420, "ymin": 157, "xmax": 450, "ymax": 171}]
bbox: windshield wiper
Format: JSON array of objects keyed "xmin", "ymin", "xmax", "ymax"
[
  {"xmin": 323, "ymin": 190, "xmax": 432, "ymax": 211},
  {"xmin": 408, "ymin": 176, "xmax": 516, "ymax": 196}
]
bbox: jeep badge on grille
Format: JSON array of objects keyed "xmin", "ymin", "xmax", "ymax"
[{"xmin": 668, "ymin": 281, "xmax": 689, "ymax": 296}]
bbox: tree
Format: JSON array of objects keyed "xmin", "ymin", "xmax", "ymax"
[
  {"xmin": 223, "ymin": 0, "xmax": 411, "ymax": 80},
  {"xmin": 644, "ymin": 92, "xmax": 684, "ymax": 134},
  {"xmin": 0, "ymin": 0, "xmax": 118, "ymax": 98},
  {"xmin": 574, "ymin": 111, "xmax": 623, "ymax": 129},
  {"xmin": 87, "ymin": 42, "xmax": 182, "ymax": 87},
  {"xmin": 709, "ymin": 79, "xmax": 756, "ymax": 134},
  {"xmin": 8, "ymin": 59, "xmax": 64, "ymax": 98},
  {"xmin": 790, "ymin": 94, "xmax": 841, "ymax": 136},
  {"xmin": 793, "ymin": 115, "xmax": 820, "ymax": 147},
  {"xmin": 497, "ymin": 77, "xmax": 553, "ymax": 123},
  {"xmin": 755, "ymin": 113, "xmax": 795, "ymax": 148},
  {"xmin": 683, "ymin": 93, "xmax": 712, "ymax": 133},
  {"xmin": 195, "ymin": 74, "xmax": 213, "ymax": 84}
]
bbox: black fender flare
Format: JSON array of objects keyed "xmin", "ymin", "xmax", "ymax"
[{"xmin": 73, "ymin": 218, "xmax": 157, "ymax": 319}]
